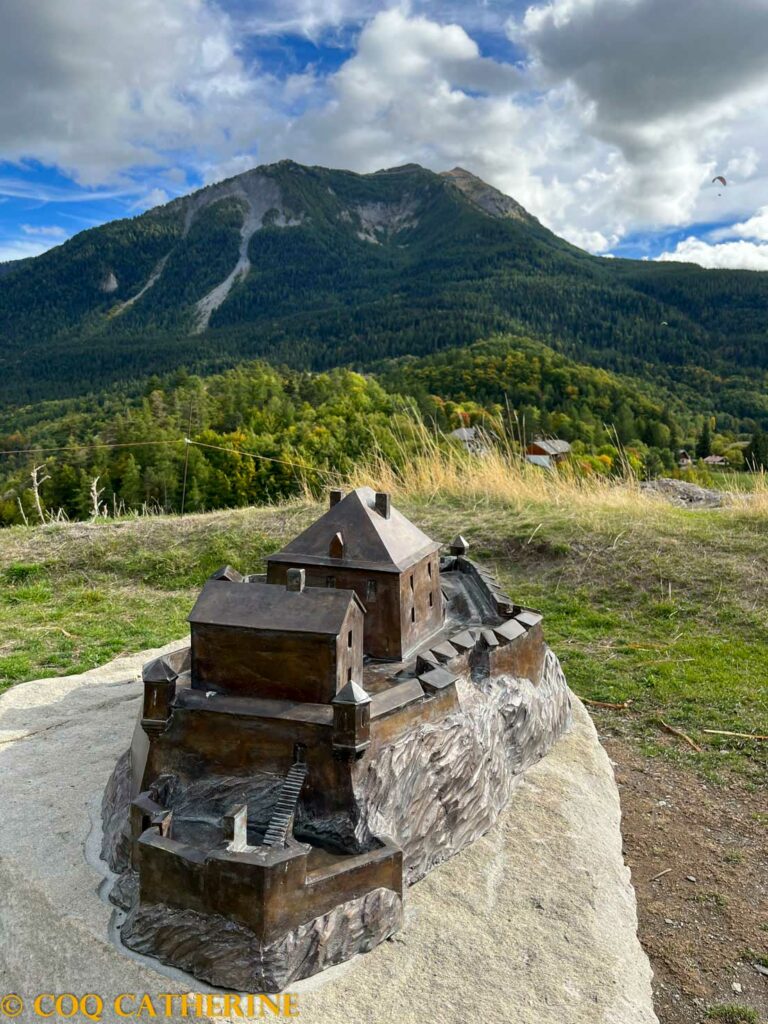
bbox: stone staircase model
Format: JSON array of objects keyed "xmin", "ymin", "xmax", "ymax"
[{"xmin": 262, "ymin": 761, "xmax": 308, "ymax": 847}]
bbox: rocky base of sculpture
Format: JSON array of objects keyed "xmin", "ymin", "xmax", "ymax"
[
  {"xmin": 120, "ymin": 887, "xmax": 402, "ymax": 992},
  {"xmin": 100, "ymin": 647, "xmax": 571, "ymax": 987},
  {"xmin": 0, "ymin": 643, "xmax": 658, "ymax": 1024},
  {"xmin": 354, "ymin": 647, "xmax": 573, "ymax": 882}
]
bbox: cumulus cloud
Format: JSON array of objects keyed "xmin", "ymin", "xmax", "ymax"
[
  {"xmin": 3, "ymin": 0, "xmax": 768, "ymax": 270},
  {"xmin": 131, "ymin": 188, "xmax": 172, "ymax": 212},
  {"xmin": 0, "ymin": 0, "xmax": 261, "ymax": 184},
  {"xmin": 247, "ymin": 10, "xmax": 555, "ymax": 229},
  {"xmin": 657, "ymin": 236, "xmax": 768, "ymax": 271},
  {"xmin": 514, "ymin": 0, "xmax": 768, "ymax": 126},
  {"xmin": 509, "ymin": 0, "xmax": 768, "ymax": 242},
  {"xmin": 729, "ymin": 206, "xmax": 768, "ymax": 242}
]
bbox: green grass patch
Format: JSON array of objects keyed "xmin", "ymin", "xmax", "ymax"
[{"xmin": 706, "ymin": 1006, "xmax": 759, "ymax": 1024}]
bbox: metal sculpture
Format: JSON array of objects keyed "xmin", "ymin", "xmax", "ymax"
[{"xmin": 101, "ymin": 488, "xmax": 572, "ymax": 990}]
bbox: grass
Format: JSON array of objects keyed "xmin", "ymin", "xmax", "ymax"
[
  {"xmin": 705, "ymin": 1006, "xmax": 759, "ymax": 1023},
  {"xmin": 1, "ymin": 446, "xmax": 767, "ymax": 785}
]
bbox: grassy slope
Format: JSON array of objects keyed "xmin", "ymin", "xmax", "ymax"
[{"xmin": 1, "ymin": 488, "xmax": 766, "ymax": 785}]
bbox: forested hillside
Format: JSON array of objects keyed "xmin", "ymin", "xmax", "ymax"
[
  {"xmin": 1, "ymin": 160, "xmax": 768, "ymax": 423},
  {"xmin": 0, "ymin": 334, "xmax": 739, "ymax": 527}
]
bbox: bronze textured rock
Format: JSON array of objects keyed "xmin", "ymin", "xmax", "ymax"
[{"xmin": 102, "ymin": 488, "xmax": 572, "ymax": 989}]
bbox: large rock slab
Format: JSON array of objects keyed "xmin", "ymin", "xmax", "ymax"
[{"xmin": 0, "ymin": 647, "xmax": 658, "ymax": 1024}]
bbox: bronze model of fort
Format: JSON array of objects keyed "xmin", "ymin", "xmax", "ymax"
[{"xmin": 101, "ymin": 488, "xmax": 572, "ymax": 990}]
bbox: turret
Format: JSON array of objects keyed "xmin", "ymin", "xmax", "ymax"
[{"xmin": 331, "ymin": 680, "xmax": 371, "ymax": 757}]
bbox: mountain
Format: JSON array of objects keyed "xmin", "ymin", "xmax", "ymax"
[{"xmin": 1, "ymin": 160, "xmax": 768, "ymax": 425}]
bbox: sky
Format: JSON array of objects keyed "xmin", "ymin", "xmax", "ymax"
[{"xmin": 2, "ymin": 0, "xmax": 768, "ymax": 268}]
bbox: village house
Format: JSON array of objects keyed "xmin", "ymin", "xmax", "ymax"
[
  {"xmin": 525, "ymin": 438, "xmax": 571, "ymax": 467},
  {"xmin": 448, "ymin": 426, "xmax": 491, "ymax": 456}
]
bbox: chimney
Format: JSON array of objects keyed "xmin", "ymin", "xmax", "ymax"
[
  {"xmin": 286, "ymin": 568, "xmax": 306, "ymax": 592},
  {"xmin": 330, "ymin": 489, "xmax": 343, "ymax": 507},
  {"xmin": 374, "ymin": 492, "xmax": 391, "ymax": 519}
]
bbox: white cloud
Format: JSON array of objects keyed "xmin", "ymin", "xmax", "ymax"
[
  {"xmin": 236, "ymin": 0, "xmax": 513, "ymax": 39},
  {"xmin": 131, "ymin": 188, "xmax": 172, "ymax": 212},
  {"xmin": 0, "ymin": 238, "xmax": 61, "ymax": 261},
  {"xmin": 729, "ymin": 206, "xmax": 768, "ymax": 242},
  {"xmin": 508, "ymin": 0, "xmax": 768, "ymax": 240},
  {"xmin": 244, "ymin": 10, "xmax": 543, "ymax": 209},
  {"xmin": 20, "ymin": 224, "xmax": 67, "ymax": 238},
  {"xmin": 657, "ymin": 236, "xmax": 768, "ymax": 271},
  {"xmin": 3, "ymin": 0, "xmax": 768, "ymax": 261},
  {"xmin": 0, "ymin": 0, "xmax": 261, "ymax": 184},
  {"xmin": 0, "ymin": 177, "xmax": 132, "ymax": 202}
]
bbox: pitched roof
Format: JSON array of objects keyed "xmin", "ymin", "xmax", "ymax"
[
  {"xmin": 529, "ymin": 439, "xmax": 571, "ymax": 456},
  {"xmin": 332, "ymin": 680, "xmax": 371, "ymax": 705},
  {"xmin": 189, "ymin": 580, "xmax": 363, "ymax": 635},
  {"xmin": 449, "ymin": 427, "xmax": 477, "ymax": 441},
  {"xmin": 268, "ymin": 486, "xmax": 439, "ymax": 573}
]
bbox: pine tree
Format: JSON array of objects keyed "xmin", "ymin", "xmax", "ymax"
[
  {"xmin": 696, "ymin": 419, "xmax": 712, "ymax": 459},
  {"xmin": 119, "ymin": 454, "xmax": 143, "ymax": 508},
  {"xmin": 745, "ymin": 430, "xmax": 768, "ymax": 470}
]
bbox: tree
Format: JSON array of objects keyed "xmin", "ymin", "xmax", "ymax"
[
  {"xmin": 696, "ymin": 419, "xmax": 712, "ymax": 459},
  {"xmin": 118, "ymin": 454, "xmax": 143, "ymax": 508},
  {"xmin": 745, "ymin": 430, "xmax": 768, "ymax": 471}
]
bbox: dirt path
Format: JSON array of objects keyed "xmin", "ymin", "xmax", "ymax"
[{"xmin": 603, "ymin": 735, "xmax": 768, "ymax": 1024}]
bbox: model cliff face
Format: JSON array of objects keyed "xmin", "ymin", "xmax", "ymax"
[{"xmin": 101, "ymin": 488, "xmax": 572, "ymax": 991}]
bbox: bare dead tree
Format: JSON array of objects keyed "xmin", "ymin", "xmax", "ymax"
[
  {"xmin": 90, "ymin": 476, "xmax": 106, "ymax": 519},
  {"xmin": 30, "ymin": 465, "xmax": 50, "ymax": 525},
  {"xmin": 16, "ymin": 496, "xmax": 29, "ymax": 527}
]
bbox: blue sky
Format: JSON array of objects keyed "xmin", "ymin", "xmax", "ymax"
[{"xmin": 2, "ymin": 0, "xmax": 768, "ymax": 268}]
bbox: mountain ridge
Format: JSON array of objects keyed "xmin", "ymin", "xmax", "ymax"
[{"xmin": 1, "ymin": 159, "xmax": 767, "ymax": 421}]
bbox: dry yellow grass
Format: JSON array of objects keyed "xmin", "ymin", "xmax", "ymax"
[
  {"xmin": 338, "ymin": 423, "xmax": 768, "ymax": 532},
  {"xmin": 340, "ymin": 425, "xmax": 667, "ymax": 535}
]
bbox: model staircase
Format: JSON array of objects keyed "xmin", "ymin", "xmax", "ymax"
[{"xmin": 262, "ymin": 761, "xmax": 308, "ymax": 848}]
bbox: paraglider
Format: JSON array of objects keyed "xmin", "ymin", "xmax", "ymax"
[{"xmin": 712, "ymin": 175, "xmax": 727, "ymax": 196}]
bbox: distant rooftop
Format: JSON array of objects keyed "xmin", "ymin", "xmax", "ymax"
[{"xmin": 528, "ymin": 439, "xmax": 571, "ymax": 456}]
